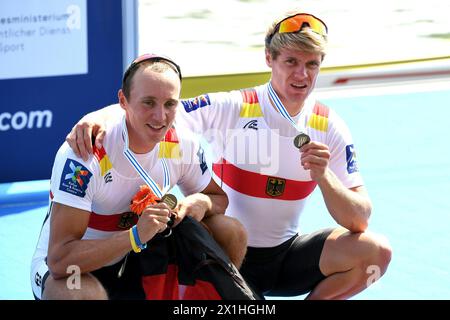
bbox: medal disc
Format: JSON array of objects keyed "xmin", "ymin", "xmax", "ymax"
[
  {"xmin": 293, "ymin": 133, "xmax": 311, "ymax": 149},
  {"xmin": 161, "ymin": 193, "xmax": 177, "ymax": 210}
]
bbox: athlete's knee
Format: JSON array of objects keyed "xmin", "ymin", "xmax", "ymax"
[
  {"xmin": 371, "ymin": 233, "xmax": 392, "ymax": 274},
  {"xmin": 225, "ymin": 216, "xmax": 247, "ymax": 245},
  {"xmin": 204, "ymin": 215, "xmax": 248, "ymax": 246},
  {"xmin": 42, "ymin": 273, "xmax": 108, "ymax": 300},
  {"xmin": 202, "ymin": 215, "xmax": 248, "ymax": 268},
  {"xmin": 355, "ymin": 231, "xmax": 392, "ymax": 275}
]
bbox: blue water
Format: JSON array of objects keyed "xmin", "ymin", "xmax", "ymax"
[{"xmin": 1, "ymin": 87, "xmax": 449, "ymax": 299}]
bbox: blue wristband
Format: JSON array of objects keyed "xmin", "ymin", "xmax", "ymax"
[{"xmin": 132, "ymin": 225, "xmax": 147, "ymax": 250}]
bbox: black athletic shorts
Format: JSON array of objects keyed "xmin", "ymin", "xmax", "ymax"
[
  {"xmin": 37, "ymin": 252, "xmax": 145, "ymax": 300},
  {"xmin": 90, "ymin": 252, "xmax": 145, "ymax": 300},
  {"xmin": 240, "ymin": 228, "xmax": 334, "ymax": 297}
]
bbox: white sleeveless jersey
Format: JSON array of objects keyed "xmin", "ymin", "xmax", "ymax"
[
  {"xmin": 31, "ymin": 105, "xmax": 210, "ymax": 297},
  {"xmin": 178, "ymin": 83, "xmax": 363, "ymax": 247}
]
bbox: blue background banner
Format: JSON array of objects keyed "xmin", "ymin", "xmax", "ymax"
[{"xmin": 0, "ymin": 0, "xmax": 124, "ymax": 182}]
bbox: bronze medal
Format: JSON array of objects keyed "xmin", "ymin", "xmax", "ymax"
[
  {"xmin": 293, "ymin": 133, "xmax": 311, "ymax": 149},
  {"xmin": 161, "ymin": 193, "xmax": 177, "ymax": 210}
]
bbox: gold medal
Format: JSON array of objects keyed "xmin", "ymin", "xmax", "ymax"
[{"xmin": 293, "ymin": 133, "xmax": 311, "ymax": 149}]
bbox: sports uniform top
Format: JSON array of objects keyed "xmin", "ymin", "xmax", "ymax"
[
  {"xmin": 31, "ymin": 105, "xmax": 210, "ymax": 297},
  {"xmin": 177, "ymin": 83, "xmax": 363, "ymax": 247}
]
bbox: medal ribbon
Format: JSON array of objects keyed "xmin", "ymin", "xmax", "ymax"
[
  {"xmin": 267, "ymin": 81, "xmax": 307, "ymax": 134},
  {"xmin": 122, "ymin": 116, "xmax": 170, "ymax": 198}
]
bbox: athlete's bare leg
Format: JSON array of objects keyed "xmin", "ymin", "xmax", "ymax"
[
  {"xmin": 202, "ymin": 215, "xmax": 248, "ymax": 269},
  {"xmin": 306, "ymin": 228, "xmax": 392, "ymax": 300},
  {"xmin": 42, "ymin": 273, "xmax": 108, "ymax": 300}
]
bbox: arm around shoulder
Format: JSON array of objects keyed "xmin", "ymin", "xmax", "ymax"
[{"xmin": 66, "ymin": 104, "xmax": 123, "ymax": 160}]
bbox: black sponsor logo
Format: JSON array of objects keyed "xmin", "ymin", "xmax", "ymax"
[{"xmin": 243, "ymin": 120, "xmax": 258, "ymax": 130}]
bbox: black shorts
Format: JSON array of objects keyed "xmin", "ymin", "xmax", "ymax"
[
  {"xmin": 240, "ymin": 228, "xmax": 334, "ymax": 297},
  {"xmin": 90, "ymin": 252, "xmax": 145, "ymax": 300},
  {"xmin": 36, "ymin": 252, "xmax": 145, "ymax": 300}
]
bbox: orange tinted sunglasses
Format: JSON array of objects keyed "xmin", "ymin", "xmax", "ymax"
[{"xmin": 267, "ymin": 13, "xmax": 328, "ymax": 44}]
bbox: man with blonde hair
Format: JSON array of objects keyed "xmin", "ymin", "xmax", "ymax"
[{"xmin": 66, "ymin": 11, "xmax": 392, "ymax": 299}]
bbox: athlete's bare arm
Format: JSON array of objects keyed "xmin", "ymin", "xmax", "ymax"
[
  {"xmin": 300, "ymin": 141, "xmax": 372, "ymax": 232},
  {"xmin": 47, "ymin": 201, "xmax": 170, "ymax": 279},
  {"xmin": 174, "ymin": 178, "xmax": 228, "ymax": 226}
]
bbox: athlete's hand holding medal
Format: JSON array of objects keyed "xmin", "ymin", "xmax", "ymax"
[
  {"xmin": 122, "ymin": 115, "xmax": 178, "ymax": 241},
  {"xmin": 298, "ymin": 141, "xmax": 331, "ymax": 182},
  {"xmin": 130, "ymin": 185, "xmax": 178, "ymax": 239}
]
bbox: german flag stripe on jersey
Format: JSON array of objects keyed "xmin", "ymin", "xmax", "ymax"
[
  {"xmin": 93, "ymin": 146, "xmax": 113, "ymax": 176},
  {"xmin": 163, "ymin": 127, "xmax": 179, "ymax": 143},
  {"xmin": 239, "ymin": 89, "xmax": 263, "ymax": 118},
  {"xmin": 307, "ymin": 102, "xmax": 329, "ymax": 132},
  {"xmin": 158, "ymin": 127, "xmax": 181, "ymax": 158},
  {"xmin": 212, "ymin": 158, "xmax": 317, "ymax": 200},
  {"xmin": 88, "ymin": 211, "xmax": 138, "ymax": 231}
]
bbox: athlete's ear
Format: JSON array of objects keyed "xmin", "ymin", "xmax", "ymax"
[
  {"xmin": 118, "ymin": 89, "xmax": 128, "ymax": 110},
  {"xmin": 265, "ymin": 49, "xmax": 273, "ymax": 68}
]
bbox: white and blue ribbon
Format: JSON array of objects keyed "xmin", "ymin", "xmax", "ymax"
[
  {"xmin": 267, "ymin": 81, "xmax": 307, "ymax": 134},
  {"xmin": 122, "ymin": 116, "xmax": 170, "ymax": 198}
]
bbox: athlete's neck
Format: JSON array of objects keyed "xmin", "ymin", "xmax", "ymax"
[
  {"xmin": 268, "ymin": 94, "xmax": 304, "ymax": 117},
  {"xmin": 129, "ymin": 141, "xmax": 157, "ymax": 154},
  {"xmin": 126, "ymin": 124, "xmax": 157, "ymax": 154}
]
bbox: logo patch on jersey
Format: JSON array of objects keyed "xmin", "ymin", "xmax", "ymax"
[
  {"xmin": 104, "ymin": 172, "xmax": 113, "ymax": 184},
  {"xmin": 243, "ymin": 119, "xmax": 258, "ymax": 130},
  {"xmin": 345, "ymin": 144, "xmax": 359, "ymax": 174},
  {"xmin": 181, "ymin": 94, "xmax": 211, "ymax": 113},
  {"xmin": 266, "ymin": 177, "xmax": 286, "ymax": 197},
  {"xmin": 59, "ymin": 159, "xmax": 92, "ymax": 198},
  {"xmin": 197, "ymin": 146, "xmax": 208, "ymax": 174}
]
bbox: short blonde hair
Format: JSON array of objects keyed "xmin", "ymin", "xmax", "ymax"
[{"xmin": 265, "ymin": 11, "xmax": 328, "ymax": 60}]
